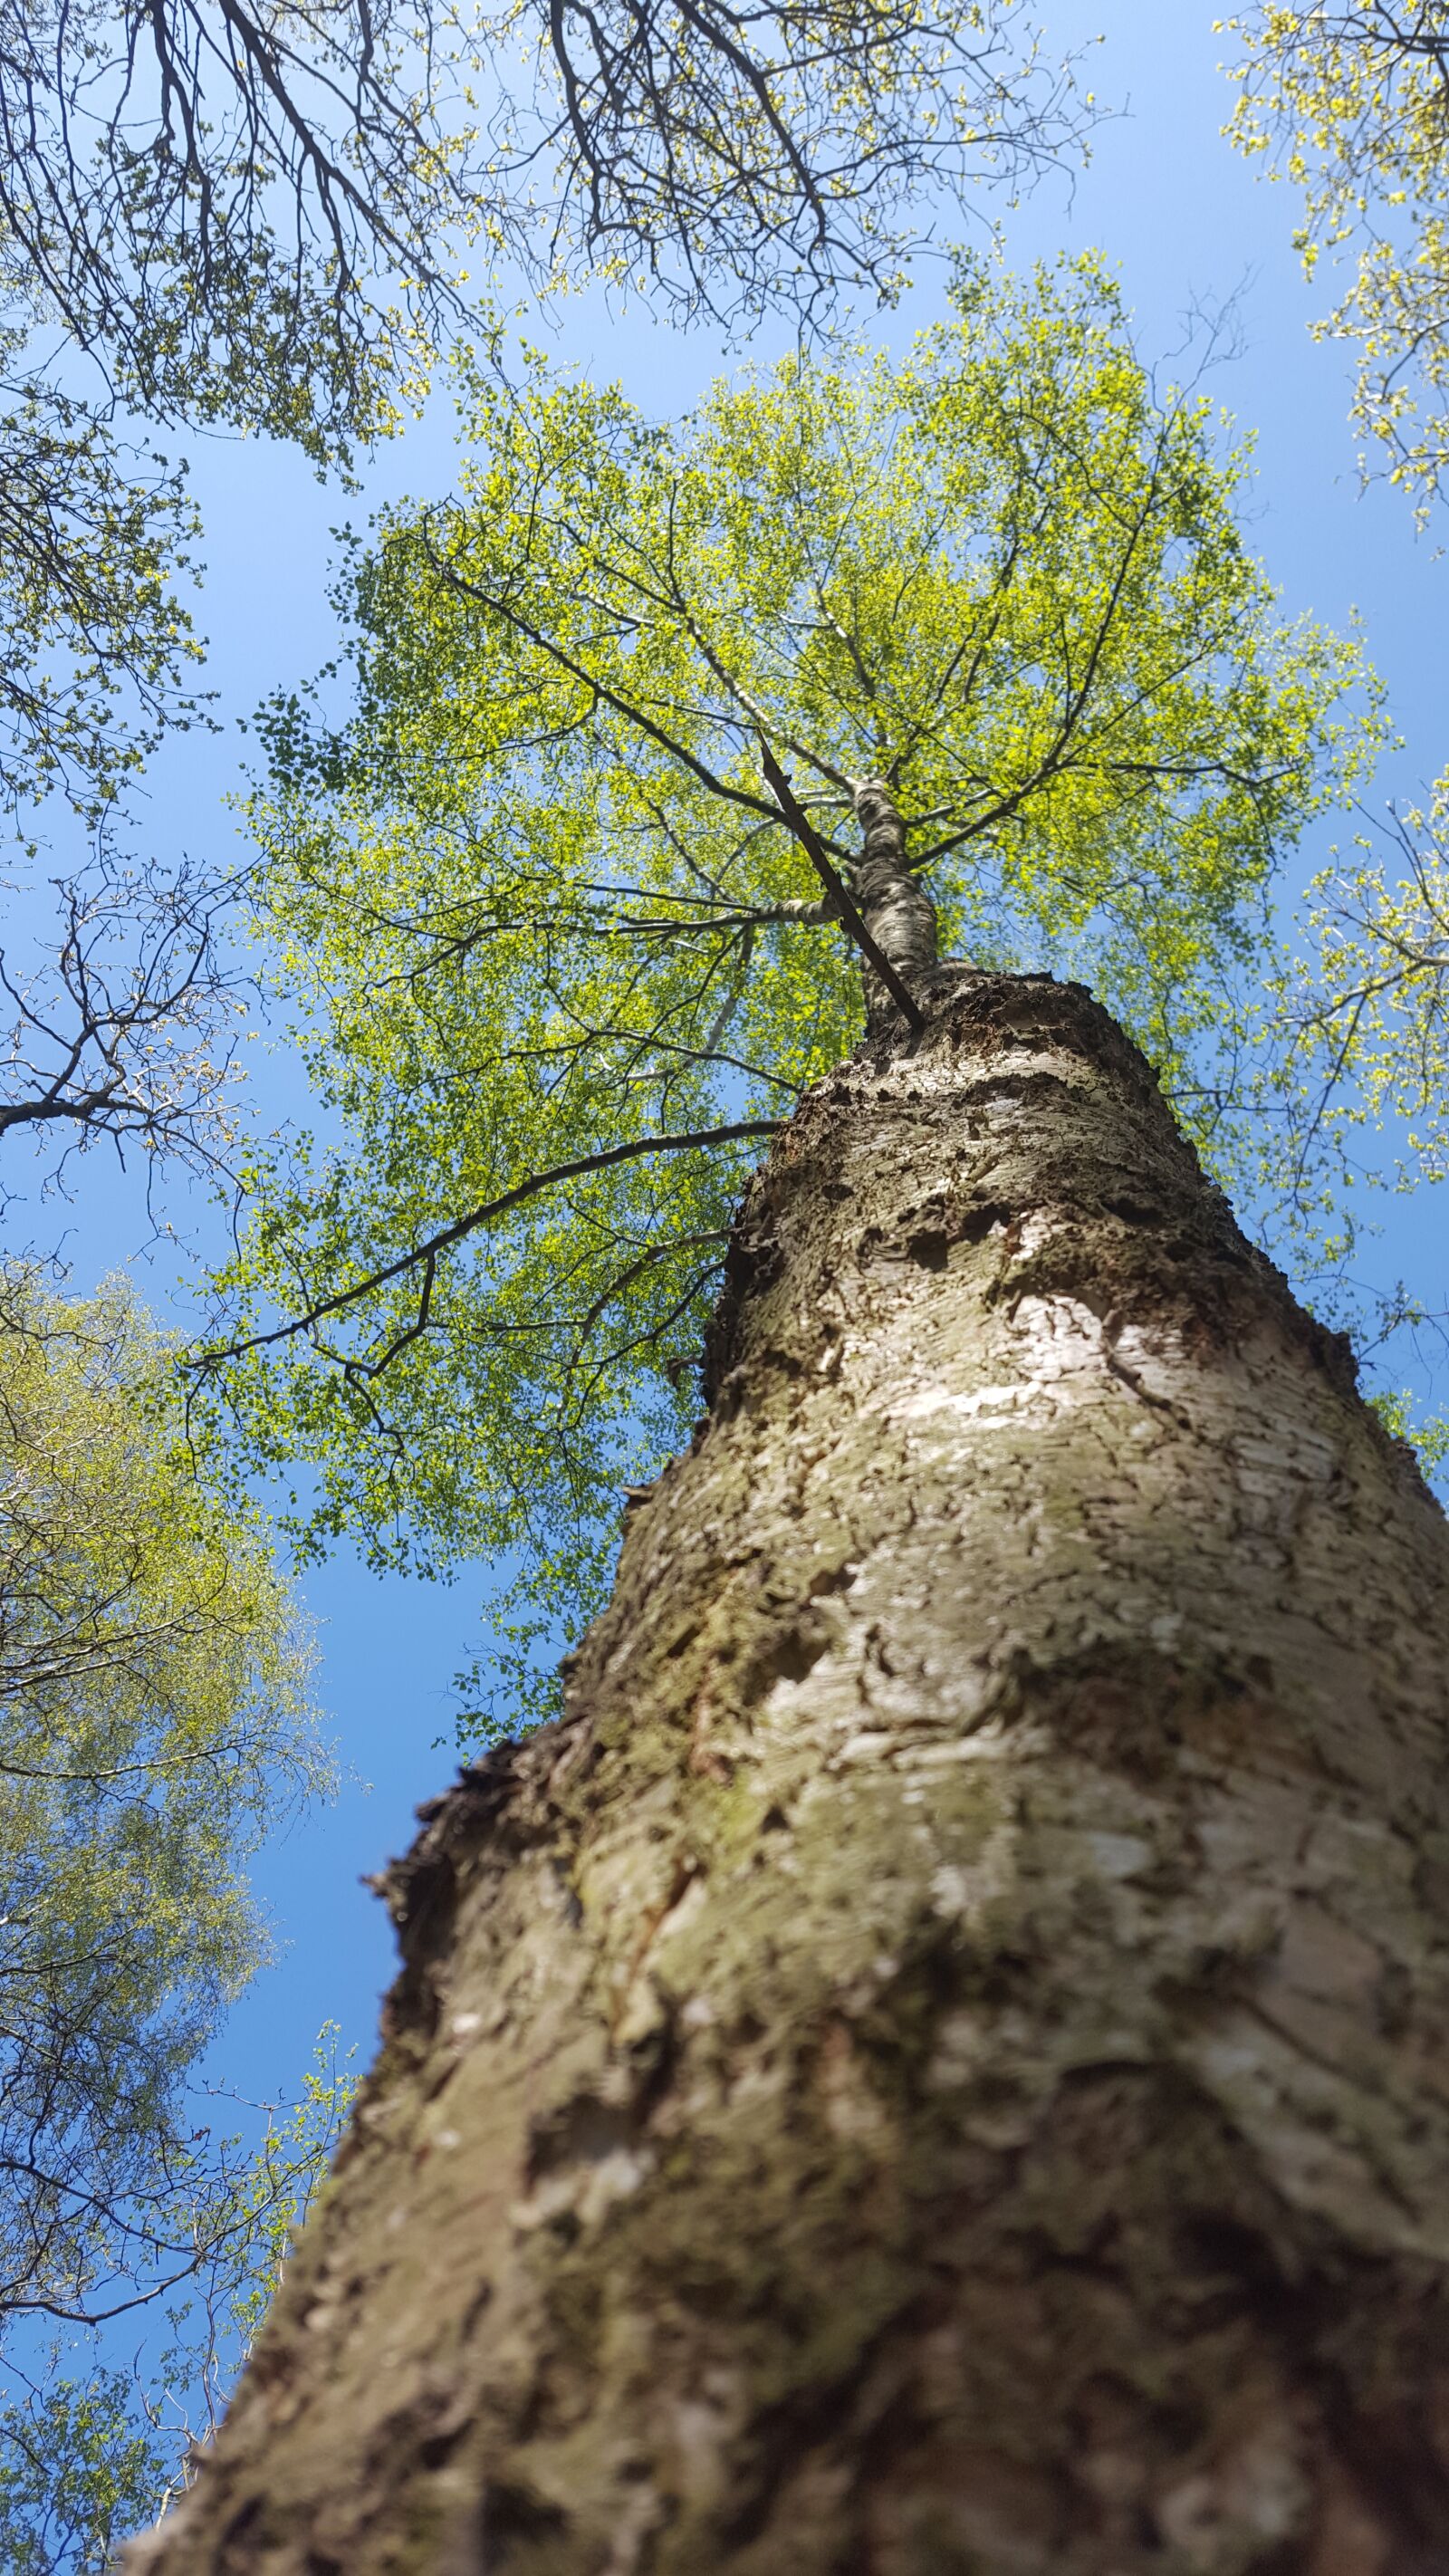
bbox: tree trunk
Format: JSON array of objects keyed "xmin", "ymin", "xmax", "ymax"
[
  {"xmin": 130, "ymin": 972, "xmax": 1449, "ymax": 2575},
  {"xmin": 851, "ymin": 779, "xmax": 938, "ymax": 1029}
]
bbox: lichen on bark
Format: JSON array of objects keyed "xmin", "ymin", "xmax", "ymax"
[{"xmin": 130, "ymin": 969, "xmax": 1449, "ymax": 2575}]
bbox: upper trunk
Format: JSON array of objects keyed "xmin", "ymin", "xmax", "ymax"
[
  {"xmin": 850, "ymin": 779, "xmax": 938, "ymax": 1029},
  {"xmin": 129, "ymin": 972, "xmax": 1449, "ymax": 2576}
]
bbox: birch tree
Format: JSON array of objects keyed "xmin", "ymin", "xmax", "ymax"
[
  {"xmin": 0, "ymin": 1275, "xmax": 329, "ymax": 2343},
  {"xmin": 128, "ymin": 271, "xmax": 1449, "ymax": 2576},
  {"xmin": 196, "ymin": 258, "xmax": 1376, "ymax": 1717}
]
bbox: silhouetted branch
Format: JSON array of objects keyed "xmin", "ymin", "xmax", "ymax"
[{"xmin": 190, "ymin": 1119, "xmax": 782, "ymax": 1370}]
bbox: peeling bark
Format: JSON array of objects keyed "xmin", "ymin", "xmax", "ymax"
[{"xmin": 130, "ymin": 972, "xmax": 1449, "ymax": 2575}]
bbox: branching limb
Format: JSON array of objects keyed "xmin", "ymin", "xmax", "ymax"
[{"xmin": 190, "ymin": 1120, "xmax": 782, "ymax": 1371}]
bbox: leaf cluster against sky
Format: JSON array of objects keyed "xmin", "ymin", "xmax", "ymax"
[{"xmin": 1225, "ymin": 3, "xmax": 1449, "ymax": 522}]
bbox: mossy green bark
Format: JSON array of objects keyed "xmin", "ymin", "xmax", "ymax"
[{"xmin": 130, "ymin": 973, "xmax": 1449, "ymax": 2573}]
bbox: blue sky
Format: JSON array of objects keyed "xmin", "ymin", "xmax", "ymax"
[{"xmin": 20, "ymin": 0, "xmax": 1446, "ymax": 2129}]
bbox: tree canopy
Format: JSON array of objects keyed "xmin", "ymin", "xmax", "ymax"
[
  {"xmin": 0, "ymin": 0, "xmax": 1087, "ymax": 469},
  {"xmin": 196, "ymin": 257, "xmax": 1380, "ymax": 1727}
]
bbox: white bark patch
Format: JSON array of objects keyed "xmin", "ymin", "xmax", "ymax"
[
  {"xmin": 511, "ymin": 2145, "xmax": 653, "ymax": 2235},
  {"xmin": 1081, "ymin": 1831, "xmax": 1156, "ymax": 1880},
  {"xmin": 883, "ymin": 1293, "xmax": 1124, "ymax": 1452},
  {"xmin": 929, "ymin": 1822, "xmax": 1022, "ymax": 1933},
  {"xmin": 891, "ymin": 1379, "xmax": 1047, "ymax": 1427},
  {"xmin": 1156, "ymin": 2401, "xmax": 1311, "ymax": 2563}
]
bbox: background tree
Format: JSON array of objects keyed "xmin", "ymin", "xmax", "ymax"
[
  {"xmin": 1289, "ymin": 776, "xmax": 1449, "ymax": 1187},
  {"xmin": 0, "ymin": 337, "xmax": 206, "ymax": 837},
  {"xmin": 0, "ymin": 2026, "xmax": 356, "ymax": 2575},
  {"xmin": 1223, "ymin": 3, "xmax": 1449, "ymax": 525},
  {"xmin": 1218, "ymin": 8, "xmax": 1449, "ymax": 1419},
  {"xmin": 195, "ymin": 257, "xmax": 1378, "ymax": 1725},
  {"xmin": 0, "ymin": 843, "xmax": 254, "ymax": 1221},
  {"xmin": 0, "ymin": 2371, "xmax": 168, "ymax": 2576},
  {"xmin": 0, "ymin": 1271, "xmax": 347, "ymax": 2569},
  {"xmin": 0, "ymin": 0, "xmax": 1089, "ymax": 474},
  {"xmin": 0, "ymin": 1272, "xmax": 330, "ymax": 2343}
]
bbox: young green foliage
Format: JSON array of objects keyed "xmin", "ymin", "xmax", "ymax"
[
  {"xmin": 1370, "ymin": 1383, "xmax": 1449, "ymax": 1475},
  {"xmin": 1223, "ymin": 4, "xmax": 1449, "ymax": 521},
  {"xmin": 205, "ymin": 257, "xmax": 1378, "ymax": 1732},
  {"xmin": 0, "ymin": 2369, "xmax": 169, "ymax": 2576}
]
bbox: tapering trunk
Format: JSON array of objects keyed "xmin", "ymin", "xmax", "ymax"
[{"xmin": 130, "ymin": 972, "xmax": 1449, "ymax": 2575}]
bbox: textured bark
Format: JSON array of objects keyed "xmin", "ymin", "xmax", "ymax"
[{"xmin": 130, "ymin": 972, "xmax": 1449, "ymax": 2576}]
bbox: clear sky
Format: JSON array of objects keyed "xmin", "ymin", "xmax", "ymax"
[{"xmin": 24, "ymin": 0, "xmax": 1447, "ymax": 2139}]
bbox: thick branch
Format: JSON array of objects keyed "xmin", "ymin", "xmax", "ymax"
[{"xmin": 191, "ymin": 1120, "xmax": 782, "ymax": 1370}]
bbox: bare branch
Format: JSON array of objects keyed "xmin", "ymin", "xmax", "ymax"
[{"xmin": 0, "ymin": 849, "xmax": 249, "ymax": 1206}]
